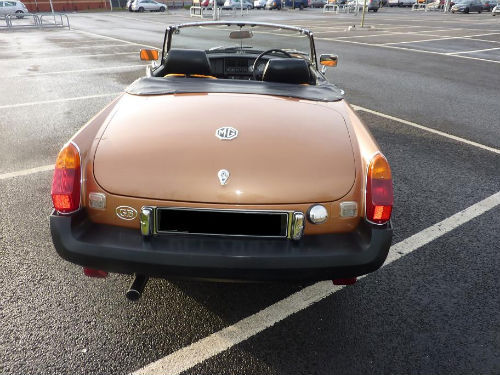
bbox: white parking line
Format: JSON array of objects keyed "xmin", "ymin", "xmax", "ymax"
[
  {"xmin": 352, "ymin": 105, "xmax": 500, "ymax": 155},
  {"xmin": 75, "ymin": 29, "xmax": 159, "ymax": 50},
  {"xmin": 0, "ymin": 165, "xmax": 54, "ymax": 181},
  {"xmin": 132, "ymin": 190, "xmax": 500, "ymax": 375},
  {"xmin": 466, "ymin": 38, "xmax": 500, "ymax": 44},
  {"xmin": 16, "ymin": 64, "xmax": 146, "ymax": 77},
  {"xmin": 14, "ymin": 43, "xmax": 140, "ymax": 53},
  {"xmin": 318, "ymin": 37, "xmax": 500, "ymax": 65},
  {"xmin": 447, "ymin": 47, "xmax": 500, "ymax": 55},
  {"xmin": 5, "ymin": 52, "xmax": 138, "ymax": 61},
  {"xmin": 381, "ymin": 33, "xmax": 500, "ymax": 46},
  {"xmin": 0, "ymin": 92, "xmax": 120, "ymax": 110}
]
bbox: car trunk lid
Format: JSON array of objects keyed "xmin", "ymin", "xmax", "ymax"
[{"xmin": 93, "ymin": 93, "xmax": 356, "ymax": 204}]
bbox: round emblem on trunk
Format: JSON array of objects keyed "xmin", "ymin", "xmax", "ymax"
[{"xmin": 216, "ymin": 127, "xmax": 238, "ymax": 140}]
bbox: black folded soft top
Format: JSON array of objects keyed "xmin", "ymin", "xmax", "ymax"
[{"xmin": 126, "ymin": 77, "xmax": 344, "ymax": 102}]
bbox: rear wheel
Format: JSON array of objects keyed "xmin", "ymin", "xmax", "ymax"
[
  {"xmin": 159, "ymin": 6, "xmax": 166, "ymax": 11},
  {"xmin": 138, "ymin": 6, "xmax": 144, "ymax": 11},
  {"xmin": 15, "ymin": 10, "xmax": 24, "ymax": 18}
]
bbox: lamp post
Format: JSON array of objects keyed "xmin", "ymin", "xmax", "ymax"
[{"xmin": 360, "ymin": 0, "xmax": 367, "ymax": 27}]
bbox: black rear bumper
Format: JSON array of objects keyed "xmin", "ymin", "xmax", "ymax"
[{"xmin": 50, "ymin": 210, "xmax": 392, "ymax": 281}]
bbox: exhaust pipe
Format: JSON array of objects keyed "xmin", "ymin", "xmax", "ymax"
[{"xmin": 126, "ymin": 274, "xmax": 149, "ymax": 301}]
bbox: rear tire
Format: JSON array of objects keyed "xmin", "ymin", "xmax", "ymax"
[
  {"xmin": 15, "ymin": 10, "xmax": 24, "ymax": 18},
  {"xmin": 159, "ymin": 6, "xmax": 166, "ymax": 11},
  {"xmin": 138, "ymin": 6, "xmax": 144, "ymax": 11}
]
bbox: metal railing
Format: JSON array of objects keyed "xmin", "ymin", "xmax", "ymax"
[
  {"xmin": 2, "ymin": 13, "xmax": 40, "ymax": 28},
  {"xmin": 189, "ymin": 5, "xmax": 222, "ymax": 17},
  {"xmin": 39, "ymin": 13, "xmax": 70, "ymax": 28},
  {"xmin": 1, "ymin": 12, "xmax": 70, "ymax": 30},
  {"xmin": 189, "ymin": 5, "xmax": 248, "ymax": 17},
  {"xmin": 411, "ymin": 2, "xmax": 426, "ymax": 9},
  {"xmin": 323, "ymin": 3, "xmax": 359, "ymax": 13}
]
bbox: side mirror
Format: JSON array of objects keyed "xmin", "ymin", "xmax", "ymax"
[
  {"xmin": 319, "ymin": 54, "xmax": 338, "ymax": 74},
  {"xmin": 140, "ymin": 49, "xmax": 159, "ymax": 61}
]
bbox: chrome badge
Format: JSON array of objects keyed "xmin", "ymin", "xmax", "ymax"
[
  {"xmin": 116, "ymin": 206, "xmax": 138, "ymax": 221},
  {"xmin": 218, "ymin": 169, "xmax": 230, "ymax": 185},
  {"xmin": 215, "ymin": 127, "xmax": 238, "ymax": 140}
]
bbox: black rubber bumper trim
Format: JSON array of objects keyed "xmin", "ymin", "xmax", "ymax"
[{"xmin": 50, "ymin": 210, "xmax": 393, "ymax": 281}]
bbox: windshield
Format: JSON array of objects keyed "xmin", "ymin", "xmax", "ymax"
[{"xmin": 167, "ymin": 23, "xmax": 313, "ymax": 61}]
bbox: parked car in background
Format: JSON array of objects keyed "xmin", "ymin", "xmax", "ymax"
[
  {"xmin": 310, "ymin": 0, "xmax": 327, "ymax": 7},
  {"xmin": 398, "ymin": 0, "xmax": 416, "ymax": 5},
  {"xmin": 451, "ymin": 0, "xmax": 482, "ymax": 12},
  {"xmin": 266, "ymin": 0, "xmax": 281, "ymax": 8},
  {"xmin": 0, "ymin": 0, "xmax": 28, "ymax": 17},
  {"xmin": 254, "ymin": 0, "xmax": 267, "ymax": 7},
  {"xmin": 223, "ymin": 0, "xmax": 253, "ymax": 8},
  {"xmin": 439, "ymin": 0, "xmax": 456, "ymax": 8},
  {"xmin": 201, "ymin": 0, "xmax": 225, "ymax": 7},
  {"xmin": 492, "ymin": 3, "xmax": 500, "ymax": 13},
  {"xmin": 130, "ymin": 0, "xmax": 167, "ymax": 11},
  {"xmin": 480, "ymin": 0, "xmax": 497, "ymax": 10},
  {"xmin": 366, "ymin": 0, "xmax": 381, "ymax": 10},
  {"xmin": 266, "ymin": 0, "xmax": 309, "ymax": 8},
  {"xmin": 348, "ymin": 0, "xmax": 380, "ymax": 9}
]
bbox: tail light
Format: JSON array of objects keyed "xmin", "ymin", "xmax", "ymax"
[
  {"xmin": 366, "ymin": 153, "xmax": 393, "ymax": 224},
  {"xmin": 51, "ymin": 142, "xmax": 81, "ymax": 214}
]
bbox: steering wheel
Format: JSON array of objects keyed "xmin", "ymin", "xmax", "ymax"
[{"xmin": 252, "ymin": 49, "xmax": 293, "ymax": 81}]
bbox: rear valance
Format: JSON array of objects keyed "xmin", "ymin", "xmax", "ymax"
[{"xmin": 126, "ymin": 77, "xmax": 344, "ymax": 102}]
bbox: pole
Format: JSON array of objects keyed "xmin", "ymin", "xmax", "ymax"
[
  {"xmin": 360, "ymin": 0, "xmax": 367, "ymax": 27},
  {"xmin": 48, "ymin": 0, "xmax": 55, "ymax": 24},
  {"xmin": 240, "ymin": 0, "xmax": 243, "ymax": 16},
  {"xmin": 109, "ymin": 0, "xmax": 113, "ymax": 11},
  {"xmin": 213, "ymin": 0, "xmax": 217, "ymax": 19}
]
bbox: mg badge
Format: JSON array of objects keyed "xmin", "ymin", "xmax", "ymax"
[
  {"xmin": 218, "ymin": 169, "xmax": 230, "ymax": 185},
  {"xmin": 216, "ymin": 127, "xmax": 238, "ymax": 140}
]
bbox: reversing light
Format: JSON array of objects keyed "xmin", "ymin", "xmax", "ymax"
[
  {"xmin": 365, "ymin": 153, "xmax": 393, "ymax": 224},
  {"xmin": 51, "ymin": 142, "xmax": 81, "ymax": 214},
  {"xmin": 308, "ymin": 204, "xmax": 328, "ymax": 224}
]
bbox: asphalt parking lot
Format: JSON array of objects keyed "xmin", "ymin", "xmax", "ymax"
[{"xmin": 1, "ymin": 7, "xmax": 499, "ymax": 375}]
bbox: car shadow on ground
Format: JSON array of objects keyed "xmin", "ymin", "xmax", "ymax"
[{"xmin": 168, "ymin": 278, "xmax": 309, "ymax": 323}]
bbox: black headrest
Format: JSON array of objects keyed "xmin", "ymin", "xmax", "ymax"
[
  {"xmin": 164, "ymin": 49, "xmax": 212, "ymax": 76},
  {"xmin": 262, "ymin": 58, "xmax": 313, "ymax": 85}
]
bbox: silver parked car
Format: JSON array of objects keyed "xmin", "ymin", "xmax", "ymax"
[
  {"xmin": 223, "ymin": 0, "xmax": 253, "ymax": 8},
  {"xmin": 254, "ymin": 0, "xmax": 267, "ymax": 8},
  {"xmin": 310, "ymin": 0, "xmax": 327, "ymax": 7},
  {"xmin": 0, "ymin": 0, "xmax": 28, "ymax": 17},
  {"xmin": 130, "ymin": 0, "xmax": 167, "ymax": 11}
]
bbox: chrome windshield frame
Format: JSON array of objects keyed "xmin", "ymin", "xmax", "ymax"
[{"xmin": 162, "ymin": 21, "xmax": 317, "ymax": 69}]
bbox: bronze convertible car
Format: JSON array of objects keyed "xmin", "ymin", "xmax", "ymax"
[{"xmin": 50, "ymin": 22, "xmax": 393, "ymax": 299}]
